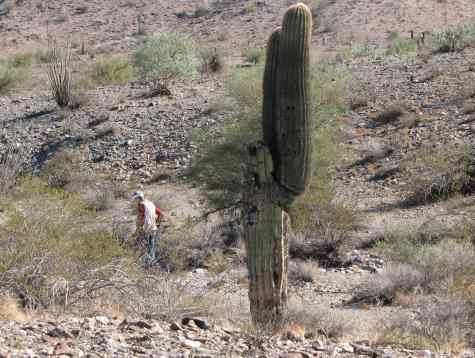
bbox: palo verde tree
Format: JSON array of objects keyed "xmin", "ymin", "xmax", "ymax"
[{"xmin": 244, "ymin": 3, "xmax": 313, "ymax": 327}]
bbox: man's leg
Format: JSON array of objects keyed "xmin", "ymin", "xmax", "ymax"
[{"xmin": 146, "ymin": 231, "xmax": 157, "ymax": 265}]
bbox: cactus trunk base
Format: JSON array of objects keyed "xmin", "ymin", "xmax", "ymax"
[{"xmin": 245, "ymin": 145, "xmax": 289, "ymax": 328}]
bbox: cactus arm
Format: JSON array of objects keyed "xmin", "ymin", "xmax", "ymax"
[
  {"xmin": 262, "ymin": 28, "xmax": 281, "ymax": 169},
  {"xmin": 275, "ymin": 3, "xmax": 312, "ymax": 195}
]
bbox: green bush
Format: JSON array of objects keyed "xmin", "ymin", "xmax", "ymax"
[
  {"xmin": 198, "ymin": 47, "xmax": 224, "ymax": 73},
  {"xmin": 11, "ymin": 53, "xmax": 33, "ymax": 68},
  {"xmin": 241, "ymin": 47, "xmax": 264, "ymax": 64},
  {"xmin": 90, "ymin": 57, "xmax": 134, "ymax": 86},
  {"xmin": 189, "ymin": 65, "xmax": 262, "ymax": 208},
  {"xmin": 193, "ymin": 6, "xmax": 210, "ymax": 17},
  {"xmin": 33, "ymin": 48, "xmax": 51, "ymax": 64},
  {"xmin": 133, "ymin": 33, "xmax": 196, "ymax": 91},
  {"xmin": 386, "ymin": 32, "xmax": 418, "ymax": 56},
  {"xmin": 190, "ymin": 59, "xmax": 353, "ymax": 233},
  {"xmin": 0, "ymin": 61, "xmax": 28, "ymax": 95}
]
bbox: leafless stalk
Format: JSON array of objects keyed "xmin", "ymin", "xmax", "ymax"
[{"xmin": 47, "ymin": 42, "xmax": 72, "ymax": 108}]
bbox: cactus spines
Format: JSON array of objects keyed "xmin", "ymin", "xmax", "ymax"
[
  {"xmin": 275, "ymin": 3, "xmax": 312, "ymax": 196},
  {"xmin": 262, "ymin": 28, "xmax": 281, "ymax": 166},
  {"xmin": 246, "ymin": 3, "xmax": 313, "ymax": 327}
]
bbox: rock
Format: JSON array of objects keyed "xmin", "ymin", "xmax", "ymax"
[
  {"xmin": 95, "ymin": 316, "xmax": 110, "ymax": 325},
  {"xmin": 181, "ymin": 338, "xmax": 202, "ymax": 349},
  {"xmin": 53, "ymin": 342, "xmax": 74, "ymax": 356},
  {"xmin": 182, "ymin": 317, "xmax": 209, "ymax": 330},
  {"xmin": 170, "ymin": 322, "xmax": 182, "ymax": 331},
  {"xmin": 281, "ymin": 352, "xmax": 311, "ymax": 358},
  {"xmin": 81, "ymin": 318, "xmax": 95, "ymax": 331},
  {"xmin": 351, "ymin": 343, "xmax": 378, "ymax": 356},
  {"xmin": 47, "ymin": 327, "xmax": 72, "ymax": 339},
  {"xmin": 131, "ymin": 320, "xmax": 153, "ymax": 330},
  {"xmin": 338, "ymin": 343, "xmax": 354, "ymax": 353}
]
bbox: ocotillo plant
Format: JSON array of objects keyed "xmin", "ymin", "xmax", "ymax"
[{"xmin": 245, "ymin": 3, "xmax": 312, "ymax": 327}]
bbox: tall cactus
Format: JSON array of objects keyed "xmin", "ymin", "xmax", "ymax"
[{"xmin": 245, "ymin": 3, "xmax": 312, "ymax": 327}]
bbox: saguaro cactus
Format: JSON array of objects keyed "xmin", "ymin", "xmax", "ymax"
[{"xmin": 245, "ymin": 3, "xmax": 312, "ymax": 327}]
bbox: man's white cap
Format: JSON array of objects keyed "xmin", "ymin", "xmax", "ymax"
[{"xmin": 132, "ymin": 191, "xmax": 145, "ymax": 200}]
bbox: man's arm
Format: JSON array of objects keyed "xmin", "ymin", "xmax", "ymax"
[
  {"xmin": 155, "ymin": 206, "xmax": 163, "ymax": 219},
  {"xmin": 137, "ymin": 203, "xmax": 145, "ymax": 226}
]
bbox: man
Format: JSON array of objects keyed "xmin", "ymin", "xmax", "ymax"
[{"xmin": 132, "ymin": 191, "xmax": 163, "ymax": 266}]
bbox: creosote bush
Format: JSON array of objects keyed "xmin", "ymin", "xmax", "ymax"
[
  {"xmin": 90, "ymin": 57, "xmax": 134, "ymax": 86},
  {"xmin": 133, "ymin": 32, "xmax": 196, "ymax": 92},
  {"xmin": 190, "ymin": 58, "xmax": 355, "ymax": 242}
]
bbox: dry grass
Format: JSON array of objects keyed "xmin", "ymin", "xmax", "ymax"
[
  {"xmin": 286, "ymin": 299, "xmax": 353, "ymax": 340},
  {"xmin": 400, "ymin": 142, "xmax": 474, "ymax": 206},
  {"xmin": 288, "ymin": 260, "xmax": 319, "ymax": 284},
  {"xmin": 0, "ymin": 295, "xmax": 27, "ymax": 321}
]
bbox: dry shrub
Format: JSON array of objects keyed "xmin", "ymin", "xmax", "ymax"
[
  {"xmin": 288, "ymin": 260, "xmax": 319, "ymax": 284},
  {"xmin": 351, "ymin": 263, "xmax": 426, "ymax": 305},
  {"xmin": 89, "ymin": 189, "xmax": 114, "ymax": 211},
  {"xmin": 289, "ymin": 201, "xmax": 358, "ymax": 267},
  {"xmin": 109, "ymin": 272, "xmax": 210, "ymax": 320},
  {"xmin": 0, "ymin": 178, "xmax": 135, "ymax": 310},
  {"xmin": 286, "ymin": 299, "xmax": 353, "ymax": 340},
  {"xmin": 41, "ymin": 149, "xmax": 83, "ymax": 189},
  {"xmin": 198, "ymin": 47, "xmax": 224, "ymax": 74},
  {"xmin": 401, "ymin": 143, "xmax": 474, "ymax": 206},
  {"xmin": 373, "ymin": 103, "xmax": 406, "ymax": 126},
  {"xmin": 0, "ymin": 295, "xmax": 27, "ymax": 321},
  {"xmin": 0, "ymin": 143, "xmax": 25, "ymax": 195},
  {"xmin": 362, "ymin": 223, "xmax": 475, "ymax": 303},
  {"xmin": 289, "ymin": 227, "xmax": 346, "ymax": 267},
  {"xmin": 379, "ymin": 297, "xmax": 472, "ymax": 353}
]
